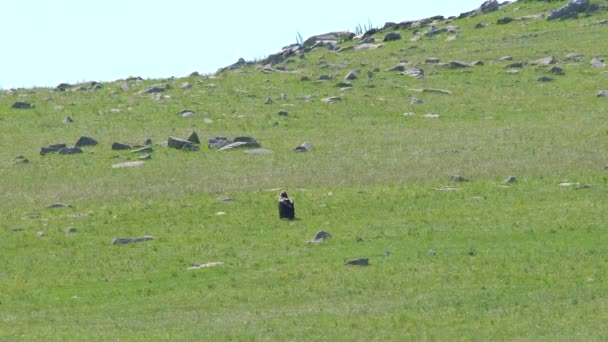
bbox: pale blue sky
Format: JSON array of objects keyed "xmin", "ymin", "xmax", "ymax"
[{"xmin": 1, "ymin": 0, "xmax": 484, "ymax": 89}]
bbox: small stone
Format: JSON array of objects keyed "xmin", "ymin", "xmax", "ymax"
[
  {"xmin": 64, "ymin": 227, "xmax": 77, "ymax": 234},
  {"xmin": 47, "ymin": 203, "xmax": 72, "ymax": 209},
  {"xmin": 187, "ymin": 261, "xmax": 224, "ymax": 270},
  {"xmin": 278, "ymin": 110, "xmax": 289, "ymax": 116},
  {"xmin": 294, "ymin": 142, "xmax": 312, "ymax": 152},
  {"xmin": 427, "ymin": 250, "xmax": 436, "ymax": 256},
  {"xmin": 11, "ymin": 102, "xmax": 34, "ymax": 109},
  {"xmin": 411, "ymin": 98, "xmax": 423, "ymax": 105},
  {"xmin": 345, "ymin": 258, "xmax": 369, "ymax": 266},
  {"xmin": 131, "ymin": 146, "xmax": 153, "ymax": 153},
  {"xmin": 504, "ymin": 176, "xmax": 517, "ymax": 183},
  {"xmin": 181, "ymin": 82, "xmax": 192, "ymax": 90},
  {"xmin": 264, "ymin": 97, "xmax": 273, "ymax": 104},
  {"xmin": 112, "ymin": 142, "xmax": 131, "ymax": 150},
  {"xmin": 597, "ymin": 90, "xmax": 608, "ymax": 97},
  {"xmin": 449, "ymin": 175, "xmax": 469, "ymax": 182},
  {"xmin": 36, "ymin": 231, "xmax": 44, "ymax": 237},
  {"xmin": 138, "ymin": 154, "xmax": 152, "ymax": 160},
  {"xmin": 111, "ymin": 161, "xmax": 145, "ymax": 168},
  {"xmin": 307, "ymin": 230, "xmax": 332, "ymax": 243},
  {"xmin": 63, "ymin": 116, "xmax": 73, "ymax": 123},
  {"xmin": 551, "ymin": 66, "xmax": 565, "ymax": 75},
  {"xmin": 75, "ymin": 136, "xmax": 98, "ymax": 147},
  {"xmin": 537, "ymin": 76, "xmax": 554, "ymax": 82}
]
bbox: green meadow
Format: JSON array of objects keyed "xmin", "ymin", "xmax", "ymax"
[{"xmin": 1, "ymin": 1, "xmax": 608, "ymax": 340}]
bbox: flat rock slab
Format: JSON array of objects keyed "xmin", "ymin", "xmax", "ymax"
[
  {"xmin": 112, "ymin": 161, "xmax": 145, "ymax": 168},
  {"xmin": 345, "ymin": 258, "xmax": 369, "ymax": 266},
  {"xmin": 187, "ymin": 262, "xmax": 224, "ymax": 270},
  {"xmin": 112, "ymin": 236, "xmax": 156, "ymax": 245},
  {"xmin": 307, "ymin": 230, "xmax": 332, "ymax": 243}
]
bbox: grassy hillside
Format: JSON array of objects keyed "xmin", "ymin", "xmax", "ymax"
[{"xmin": 1, "ymin": 1, "xmax": 608, "ymax": 340}]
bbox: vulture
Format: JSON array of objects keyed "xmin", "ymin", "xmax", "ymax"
[{"xmin": 278, "ymin": 191, "xmax": 295, "ymax": 220}]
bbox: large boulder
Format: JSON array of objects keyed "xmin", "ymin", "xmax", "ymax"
[
  {"xmin": 459, "ymin": 0, "xmax": 501, "ymax": 18},
  {"xmin": 548, "ymin": 0, "xmax": 590, "ymax": 21}
]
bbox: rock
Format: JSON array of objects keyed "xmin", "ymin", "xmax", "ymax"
[
  {"xmin": 334, "ymin": 81, "xmax": 352, "ymax": 88},
  {"xmin": 64, "ymin": 227, "xmax": 77, "ymax": 234},
  {"xmin": 505, "ymin": 176, "xmax": 518, "ymax": 183},
  {"xmin": 143, "ymin": 85, "xmax": 167, "ymax": 93},
  {"xmin": 307, "ymin": 230, "xmax": 332, "ymax": 243},
  {"xmin": 506, "ymin": 69, "xmax": 520, "ymax": 75},
  {"xmin": 551, "ymin": 66, "xmax": 565, "ymax": 75},
  {"xmin": 111, "ymin": 161, "xmax": 145, "ymax": 168},
  {"xmin": 345, "ymin": 69, "xmax": 361, "ymax": 80},
  {"xmin": 40, "ymin": 144, "xmax": 67, "ymax": 155},
  {"xmin": 294, "ymin": 142, "xmax": 312, "ymax": 152},
  {"xmin": 322, "ymin": 96, "xmax": 341, "ymax": 103},
  {"xmin": 597, "ymin": 90, "xmax": 608, "ymax": 97},
  {"xmin": 181, "ymin": 82, "xmax": 192, "ymax": 90},
  {"xmin": 449, "ymin": 61, "xmax": 471, "ymax": 68},
  {"xmin": 276, "ymin": 109, "xmax": 290, "ymax": 117},
  {"xmin": 401, "ymin": 67, "xmax": 425, "ymax": 79},
  {"xmin": 303, "ymin": 31, "xmax": 354, "ymax": 48},
  {"xmin": 187, "ymin": 262, "xmax": 224, "ymax": 270},
  {"xmin": 168, "ymin": 136, "xmax": 196, "ymax": 150},
  {"xmin": 345, "ymin": 258, "xmax": 369, "ymax": 266},
  {"xmin": 138, "ymin": 154, "xmax": 152, "ymax": 160},
  {"xmin": 208, "ymin": 137, "xmax": 232, "ymax": 149},
  {"xmin": 75, "ymin": 136, "xmax": 98, "ymax": 147},
  {"xmin": 427, "ymin": 250, "xmax": 437, "ymax": 256},
  {"xmin": 217, "ymin": 141, "xmax": 260, "ymax": 151},
  {"xmin": 187, "ymin": 132, "xmax": 200, "ymax": 145},
  {"xmin": 548, "ymin": 0, "xmax": 590, "ymax": 21},
  {"xmin": 58, "ymin": 147, "xmax": 83, "ymax": 155},
  {"xmin": 497, "ymin": 56, "xmax": 513, "ymax": 62},
  {"xmin": 11, "ymin": 101, "xmax": 34, "ymax": 109},
  {"xmin": 36, "ymin": 231, "xmax": 45, "ymax": 237},
  {"xmin": 278, "ymin": 191, "xmax": 295, "ymax": 220},
  {"xmin": 564, "ymin": 53, "xmax": 584, "ymax": 62},
  {"xmin": 497, "ymin": 17, "xmax": 514, "ymax": 25},
  {"xmin": 475, "ymin": 23, "xmax": 488, "ymax": 29},
  {"xmin": 460, "ymin": 0, "xmax": 500, "ymax": 18},
  {"xmin": 264, "ymin": 97, "xmax": 273, "ymax": 104},
  {"xmin": 353, "ymin": 43, "xmax": 384, "ymax": 52},
  {"xmin": 63, "ymin": 116, "xmax": 74, "ymax": 123},
  {"xmin": 383, "ymin": 32, "xmax": 402, "ymax": 42},
  {"xmin": 449, "ymin": 175, "xmax": 470, "ymax": 182},
  {"xmin": 112, "ymin": 236, "xmax": 156, "ymax": 245},
  {"xmin": 131, "ymin": 146, "xmax": 153, "ymax": 153},
  {"xmin": 56, "ymin": 83, "xmax": 71, "ymax": 91},
  {"xmin": 15, "ymin": 156, "xmax": 29, "ymax": 164},
  {"xmin": 423, "ymin": 113, "xmax": 441, "ymax": 118},
  {"xmin": 411, "ymin": 98, "xmax": 423, "ymax": 105},
  {"xmin": 591, "ymin": 58, "xmax": 606, "ymax": 68},
  {"xmin": 505, "ymin": 62, "xmax": 525, "ymax": 68},
  {"xmin": 425, "ymin": 57, "xmax": 441, "ymax": 64},
  {"xmin": 112, "ymin": 142, "xmax": 132, "ymax": 150},
  {"xmin": 537, "ymin": 76, "xmax": 555, "ymax": 82},
  {"xmin": 47, "ymin": 202, "xmax": 72, "ymax": 209},
  {"xmin": 387, "ymin": 63, "xmax": 408, "ymax": 72},
  {"xmin": 144, "ymin": 138, "xmax": 152, "ymax": 145},
  {"xmin": 533, "ymin": 56, "xmax": 557, "ymax": 65}
]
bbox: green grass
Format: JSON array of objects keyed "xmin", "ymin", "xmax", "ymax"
[{"xmin": 2, "ymin": 1, "xmax": 608, "ymax": 340}]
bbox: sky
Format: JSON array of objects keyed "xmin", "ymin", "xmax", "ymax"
[{"xmin": 0, "ymin": 0, "xmax": 485, "ymax": 89}]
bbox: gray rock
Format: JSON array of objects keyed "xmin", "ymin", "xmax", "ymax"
[
  {"xmin": 168, "ymin": 136, "xmax": 196, "ymax": 150},
  {"xmin": 75, "ymin": 136, "xmax": 98, "ymax": 147},
  {"xmin": 598, "ymin": 90, "xmax": 608, "ymax": 97},
  {"xmin": 181, "ymin": 82, "xmax": 192, "ymax": 90},
  {"xmin": 318, "ymin": 75, "xmax": 332, "ymax": 81},
  {"xmin": 425, "ymin": 57, "xmax": 441, "ymax": 64},
  {"xmin": 112, "ymin": 142, "xmax": 131, "ymax": 150},
  {"xmin": 15, "ymin": 156, "xmax": 29, "ymax": 164},
  {"xmin": 383, "ymin": 32, "xmax": 402, "ymax": 42},
  {"xmin": 345, "ymin": 69, "xmax": 361, "ymax": 80},
  {"xmin": 58, "ymin": 147, "xmax": 83, "ymax": 155},
  {"xmin": 449, "ymin": 61, "xmax": 471, "ymax": 68},
  {"xmin": 321, "ymin": 96, "xmax": 341, "ymax": 103},
  {"xmin": 475, "ymin": 23, "xmax": 488, "ymax": 29},
  {"xmin": 505, "ymin": 62, "xmax": 525, "ymax": 68},
  {"xmin": 278, "ymin": 110, "xmax": 289, "ymax": 116},
  {"xmin": 40, "ymin": 144, "xmax": 67, "ymax": 155},
  {"xmin": 138, "ymin": 154, "xmax": 152, "ymax": 160},
  {"xmin": 294, "ymin": 142, "xmax": 313, "ymax": 152},
  {"xmin": 208, "ymin": 137, "xmax": 232, "ymax": 149},
  {"xmin": 264, "ymin": 97, "xmax": 273, "ymax": 104},
  {"xmin": 497, "ymin": 56, "xmax": 513, "ymax": 62},
  {"xmin": 533, "ymin": 56, "xmax": 557, "ymax": 65},
  {"xmin": 386, "ymin": 63, "xmax": 408, "ymax": 72},
  {"xmin": 187, "ymin": 132, "xmax": 200, "ymax": 145},
  {"xmin": 131, "ymin": 146, "xmax": 153, "ymax": 153},
  {"xmin": 402, "ymin": 67, "xmax": 425, "ymax": 79},
  {"xmin": 564, "ymin": 53, "xmax": 584, "ymax": 62},
  {"xmin": 64, "ymin": 227, "xmax": 77, "ymax": 234},
  {"xmin": 334, "ymin": 81, "xmax": 352, "ymax": 88},
  {"xmin": 11, "ymin": 101, "xmax": 34, "ymax": 109},
  {"xmin": 63, "ymin": 116, "xmax": 73, "ymax": 123},
  {"xmin": 345, "ymin": 258, "xmax": 369, "ymax": 266},
  {"xmin": 47, "ymin": 202, "xmax": 72, "ymax": 209},
  {"xmin": 505, "ymin": 176, "xmax": 518, "ymax": 183},
  {"xmin": 497, "ymin": 17, "xmax": 514, "ymax": 25},
  {"xmin": 427, "ymin": 250, "xmax": 437, "ymax": 256},
  {"xmin": 218, "ymin": 141, "xmax": 260, "ymax": 151},
  {"xmin": 591, "ymin": 58, "xmax": 606, "ymax": 68},
  {"xmin": 538, "ymin": 76, "xmax": 555, "ymax": 82},
  {"xmin": 144, "ymin": 85, "xmax": 167, "ymax": 93},
  {"xmin": 548, "ymin": 0, "xmax": 589, "ymax": 21},
  {"xmin": 308, "ymin": 230, "xmax": 332, "ymax": 243},
  {"xmin": 411, "ymin": 98, "xmax": 423, "ymax": 105},
  {"xmin": 551, "ymin": 66, "xmax": 565, "ymax": 75},
  {"xmin": 112, "ymin": 236, "xmax": 156, "ymax": 245}
]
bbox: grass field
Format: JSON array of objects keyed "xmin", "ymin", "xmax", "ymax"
[{"xmin": 2, "ymin": 0, "xmax": 608, "ymax": 340}]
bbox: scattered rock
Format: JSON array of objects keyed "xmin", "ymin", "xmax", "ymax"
[
  {"xmin": 591, "ymin": 58, "xmax": 606, "ymax": 68},
  {"xmin": 497, "ymin": 56, "xmax": 513, "ymax": 62},
  {"xmin": 15, "ymin": 156, "xmax": 29, "ymax": 164},
  {"xmin": 278, "ymin": 110, "xmax": 289, "ymax": 116},
  {"xmin": 75, "ymin": 136, "xmax": 98, "ymax": 147},
  {"xmin": 386, "ymin": 63, "xmax": 408, "ymax": 72},
  {"xmin": 345, "ymin": 258, "xmax": 369, "ymax": 266},
  {"xmin": 181, "ymin": 82, "xmax": 192, "ymax": 90},
  {"xmin": 321, "ymin": 96, "xmax": 341, "ymax": 103},
  {"xmin": 475, "ymin": 23, "xmax": 488, "ymax": 29},
  {"xmin": 245, "ymin": 149, "xmax": 274, "ymax": 155},
  {"xmin": 112, "ymin": 161, "xmax": 145, "ymax": 169},
  {"xmin": 168, "ymin": 136, "xmax": 197, "ymax": 150},
  {"xmin": 497, "ymin": 17, "xmax": 514, "ymax": 25},
  {"xmin": 112, "ymin": 236, "xmax": 156, "ymax": 245},
  {"xmin": 217, "ymin": 140, "xmax": 261, "ymax": 151},
  {"xmin": 460, "ymin": 0, "xmax": 500, "ymax": 18},
  {"xmin": 537, "ymin": 76, "xmax": 555, "ymax": 82},
  {"xmin": 548, "ymin": 0, "xmax": 590, "ymax": 21},
  {"xmin": 187, "ymin": 262, "xmax": 224, "ymax": 270},
  {"xmin": 383, "ymin": 32, "xmax": 402, "ymax": 42},
  {"xmin": 506, "ymin": 69, "xmax": 520, "ymax": 75},
  {"xmin": 423, "ymin": 113, "xmax": 441, "ymax": 118},
  {"xmin": 598, "ymin": 90, "xmax": 608, "ymax": 97},
  {"xmin": 264, "ymin": 97, "xmax": 273, "ymax": 104},
  {"xmin": 131, "ymin": 146, "xmax": 153, "ymax": 153},
  {"xmin": 143, "ymin": 84, "xmax": 168, "ymax": 94},
  {"xmin": 353, "ymin": 43, "xmax": 383, "ymax": 52},
  {"xmin": 411, "ymin": 98, "xmax": 423, "ymax": 105},
  {"xmin": 58, "ymin": 147, "xmax": 83, "ymax": 155},
  {"xmin": 63, "ymin": 116, "xmax": 74, "ymax": 124},
  {"xmin": 449, "ymin": 175, "xmax": 470, "ymax": 182},
  {"xmin": 40, "ymin": 144, "xmax": 67, "ymax": 155},
  {"xmin": 505, "ymin": 62, "xmax": 525, "ymax": 68},
  {"xmin": 532, "ymin": 56, "xmax": 557, "ymax": 65},
  {"xmin": 112, "ymin": 142, "xmax": 132, "ymax": 150},
  {"xmin": 449, "ymin": 61, "xmax": 471, "ymax": 69},
  {"xmin": 345, "ymin": 69, "xmax": 361, "ymax": 80},
  {"xmin": 294, "ymin": 142, "xmax": 312, "ymax": 152},
  {"xmin": 36, "ymin": 231, "xmax": 44, "ymax": 237},
  {"xmin": 208, "ymin": 137, "xmax": 232, "ymax": 149},
  {"xmin": 307, "ymin": 230, "xmax": 332, "ymax": 243},
  {"xmin": 64, "ymin": 227, "xmax": 77, "ymax": 234},
  {"xmin": 11, "ymin": 101, "xmax": 34, "ymax": 109},
  {"xmin": 138, "ymin": 154, "xmax": 152, "ymax": 160},
  {"xmin": 504, "ymin": 176, "xmax": 518, "ymax": 183},
  {"xmin": 334, "ymin": 81, "xmax": 352, "ymax": 88},
  {"xmin": 427, "ymin": 250, "xmax": 437, "ymax": 256},
  {"xmin": 187, "ymin": 131, "xmax": 201, "ymax": 145},
  {"xmin": 47, "ymin": 202, "xmax": 72, "ymax": 209},
  {"xmin": 551, "ymin": 66, "xmax": 565, "ymax": 75},
  {"xmin": 401, "ymin": 67, "xmax": 425, "ymax": 79}
]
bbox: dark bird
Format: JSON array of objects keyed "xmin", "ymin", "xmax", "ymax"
[{"xmin": 278, "ymin": 191, "xmax": 295, "ymax": 220}]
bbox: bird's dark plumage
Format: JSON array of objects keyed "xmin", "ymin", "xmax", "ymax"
[{"xmin": 278, "ymin": 191, "xmax": 295, "ymax": 220}]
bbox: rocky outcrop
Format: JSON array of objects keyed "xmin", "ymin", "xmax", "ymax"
[{"xmin": 548, "ymin": 0, "xmax": 590, "ymax": 20}]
